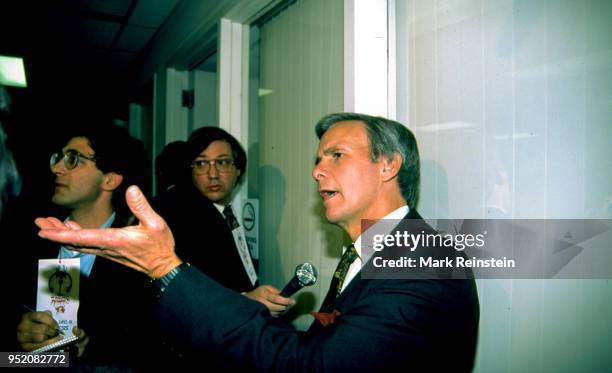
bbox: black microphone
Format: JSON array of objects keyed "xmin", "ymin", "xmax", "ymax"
[{"xmin": 280, "ymin": 262, "xmax": 318, "ymax": 297}]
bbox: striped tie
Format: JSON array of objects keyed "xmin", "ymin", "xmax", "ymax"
[{"xmin": 223, "ymin": 205, "xmax": 240, "ymax": 229}]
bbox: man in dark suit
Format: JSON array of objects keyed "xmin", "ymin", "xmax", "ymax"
[
  {"xmin": 36, "ymin": 113, "xmax": 480, "ymax": 372},
  {"xmin": 154, "ymin": 127, "xmax": 294, "ymax": 315},
  {"xmin": 11, "ymin": 124, "xmax": 151, "ymax": 369}
]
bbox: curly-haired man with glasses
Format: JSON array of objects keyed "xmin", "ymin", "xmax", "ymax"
[{"xmin": 13, "ymin": 124, "xmax": 150, "ymax": 370}]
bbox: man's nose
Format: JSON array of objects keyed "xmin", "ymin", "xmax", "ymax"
[
  {"xmin": 312, "ymin": 162, "xmax": 326, "ymax": 181},
  {"xmin": 207, "ymin": 163, "xmax": 220, "ymax": 178},
  {"xmin": 51, "ymin": 159, "xmax": 66, "ymax": 175}
]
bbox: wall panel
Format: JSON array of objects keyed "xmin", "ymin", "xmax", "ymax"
[{"xmin": 258, "ymin": 0, "xmax": 345, "ymax": 329}]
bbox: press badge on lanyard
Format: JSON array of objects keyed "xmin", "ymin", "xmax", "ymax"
[
  {"xmin": 36, "ymin": 258, "xmax": 80, "ymax": 337},
  {"xmin": 232, "ymin": 226, "xmax": 258, "ymax": 286}
]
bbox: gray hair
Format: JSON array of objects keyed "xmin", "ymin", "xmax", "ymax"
[{"xmin": 315, "ymin": 112, "xmax": 420, "ymax": 209}]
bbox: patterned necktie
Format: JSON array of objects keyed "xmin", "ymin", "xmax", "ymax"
[
  {"xmin": 223, "ymin": 205, "xmax": 240, "ymax": 230},
  {"xmin": 320, "ymin": 244, "xmax": 359, "ymax": 311}
]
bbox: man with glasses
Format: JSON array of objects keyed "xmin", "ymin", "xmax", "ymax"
[
  {"xmin": 13, "ymin": 124, "xmax": 150, "ymax": 369},
  {"xmin": 152, "ymin": 127, "xmax": 293, "ymax": 370},
  {"xmin": 155, "ymin": 127, "xmax": 293, "ymax": 315}
]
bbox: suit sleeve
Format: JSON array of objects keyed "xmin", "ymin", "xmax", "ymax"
[{"xmin": 155, "ymin": 266, "xmax": 477, "ymax": 372}]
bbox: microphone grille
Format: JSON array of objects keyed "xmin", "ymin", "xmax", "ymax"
[{"xmin": 295, "ymin": 262, "xmax": 318, "ymax": 287}]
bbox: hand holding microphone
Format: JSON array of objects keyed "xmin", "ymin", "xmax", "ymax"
[
  {"xmin": 245, "ymin": 285, "xmax": 295, "ymax": 317},
  {"xmin": 280, "ymin": 262, "xmax": 318, "ymax": 297},
  {"xmin": 245, "ymin": 263, "xmax": 318, "ymax": 317}
]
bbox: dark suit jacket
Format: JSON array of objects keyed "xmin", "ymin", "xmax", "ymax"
[
  {"xmin": 154, "ymin": 184, "xmax": 256, "ymax": 293},
  {"xmin": 154, "ymin": 209, "xmax": 480, "ymax": 372},
  {"xmin": 7, "ymin": 211, "xmax": 153, "ymax": 369}
]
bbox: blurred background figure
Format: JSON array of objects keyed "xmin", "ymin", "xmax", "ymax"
[
  {"xmin": 155, "ymin": 140, "xmax": 187, "ymax": 196},
  {"xmin": 0, "ymin": 86, "xmax": 21, "ymax": 216},
  {"xmin": 0, "ymin": 85, "xmax": 22, "ymax": 351}
]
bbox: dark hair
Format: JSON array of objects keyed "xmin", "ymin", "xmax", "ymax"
[
  {"xmin": 315, "ymin": 112, "xmax": 420, "ymax": 209},
  {"xmin": 62, "ymin": 123, "xmax": 148, "ymax": 219},
  {"xmin": 186, "ymin": 127, "xmax": 247, "ymax": 183},
  {"xmin": 155, "ymin": 140, "xmax": 187, "ymax": 192}
]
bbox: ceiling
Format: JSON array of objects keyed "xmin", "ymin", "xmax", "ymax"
[
  {"xmin": 1, "ymin": 0, "xmax": 180, "ymax": 110},
  {"xmin": 67, "ymin": 0, "xmax": 179, "ymax": 69}
]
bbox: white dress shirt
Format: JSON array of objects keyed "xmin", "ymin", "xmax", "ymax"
[{"xmin": 340, "ymin": 205, "xmax": 410, "ymax": 293}]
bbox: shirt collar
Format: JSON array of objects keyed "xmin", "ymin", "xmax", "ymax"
[
  {"xmin": 213, "ymin": 202, "xmax": 226, "ymax": 215},
  {"xmin": 65, "ymin": 211, "xmax": 116, "ymax": 228},
  {"xmin": 354, "ymin": 205, "xmax": 410, "ymax": 257},
  {"xmin": 100, "ymin": 212, "xmax": 116, "ymax": 228}
]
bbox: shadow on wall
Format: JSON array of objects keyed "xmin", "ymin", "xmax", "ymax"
[
  {"xmin": 420, "ymin": 159, "xmax": 454, "ymax": 235},
  {"xmin": 258, "ymin": 165, "xmax": 318, "ymax": 322},
  {"xmin": 258, "ymin": 165, "xmax": 285, "ymax": 282},
  {"xmin": 284, "ymin": 292, "xmax": 317, "ymax": 323},
  {"xmin": 419, "ymin": 159, "xmax": 450, "ymax": 220}
]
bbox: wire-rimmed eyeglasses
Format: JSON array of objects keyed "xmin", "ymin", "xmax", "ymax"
[
  {"xmin": 50, "ymin": 149, "xmax": 96, "ymax": 171},
  {"xmin": 191, "ymin": 158, "xmax": 235, "ymax": 174}
]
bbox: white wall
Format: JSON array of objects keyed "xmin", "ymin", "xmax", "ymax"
[
  {"xmin": 395, "ymin": 0, "xmax": 612, "ymax": 371},
  {"xmin": 257, "ymin": 0, "xmax": 345, "ymax": 330}
]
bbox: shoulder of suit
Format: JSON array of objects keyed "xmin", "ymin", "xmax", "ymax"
[{"xmin": 154, "ymin": 185, "xmax": 219, "ymax": 216}]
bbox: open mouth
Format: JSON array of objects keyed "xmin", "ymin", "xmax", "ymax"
[{"xmin": 319, "ymin": 190, "xmax": 338, "ymax": 200}]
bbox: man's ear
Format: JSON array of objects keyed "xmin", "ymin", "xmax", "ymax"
[
  {"xmin": 380, "ymin": 153, "xmax": 402, "ymax": 182},
  {"xmin": 102, "ymin": 172, "xmax": 124, "ymax": 192}
]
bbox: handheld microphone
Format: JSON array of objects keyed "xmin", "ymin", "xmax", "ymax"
[{"xmin": 280, "ymin": 262, "xmax": 318, "ymax": 297}]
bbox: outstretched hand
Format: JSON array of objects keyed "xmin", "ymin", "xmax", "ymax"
[{"xmin": 36, "ymin": 186, "xmax": 181, "ymax": 279}]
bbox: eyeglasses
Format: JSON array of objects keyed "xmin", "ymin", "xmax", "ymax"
[
  {"xmin": 50, "ymin": 149, "xmax": 96, "ymax": 171},
  {"xmin": 191, "ymin": 158, "xmax": 235, "ymax": 174}
]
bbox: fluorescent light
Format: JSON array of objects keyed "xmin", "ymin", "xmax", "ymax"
[
  {"xmin": 0, "ymin": 55, "xmax": 27, "ymax": 88},
  {"xmin": 494, "ymin": 132, "xmax": 537, "ymax": 140},
  {"xmin": 258, "ymin": 88, "xmax": 274, "ymax": 97},
  {"xmin": 415, "ymin": 122, "xmax": 476, "ymax": 132}
]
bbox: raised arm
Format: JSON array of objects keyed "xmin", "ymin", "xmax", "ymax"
[{"xmin": 36, "ymin": 186, "xmax": 180, "ymax": 279}]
